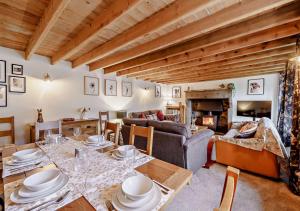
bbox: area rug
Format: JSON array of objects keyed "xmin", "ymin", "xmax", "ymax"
[{"xmin": 166, "ymin": 164, "xmax": 300, "ymax": 211}]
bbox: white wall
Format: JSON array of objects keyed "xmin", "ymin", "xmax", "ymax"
[
  {"xmin": 0, "ymin": 47, "xmax": 174, "ymax": 145},
  {"xmin": 173, "ymin": 74, "xmax": 280, "ymax": 124}
]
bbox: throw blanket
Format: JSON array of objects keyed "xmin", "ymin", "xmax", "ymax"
[{"xmin": 215, "ymin": 118, "xmax": 288, "ymax": 158}]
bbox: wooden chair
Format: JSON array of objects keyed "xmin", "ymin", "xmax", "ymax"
[
  {"xmin": 214, "ymin": 166, "xmax": 240, "ymax": 211},
  {"xmin": 0, "ymin": 116, "xmax": 15, "ymax": 144},
  {"xmin": 35, "ymin": 120, "xmax": 62, "ymax": 141},
  {"xmin": 129, "ymin": 124, "xmax": 154, "ymax": 156},
  {"xmin": 104, "ymin": 122, "xmax": 120, "ymax": 145},
  {"xmin": 99, "ymin": 111, "xmax": 109, "ymax": 135}
]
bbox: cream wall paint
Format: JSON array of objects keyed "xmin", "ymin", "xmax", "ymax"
[
  {"xmin": 172, "ymin": 73, "xmax": 280, "ymax": 124},
  {"xmin": 0, "ymin": 47, "xmax": 174, "ymax": 145}
]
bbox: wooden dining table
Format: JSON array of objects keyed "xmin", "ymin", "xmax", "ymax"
[{"xmin": 2, "ymin": 140, "xmax": 192, "ymax": 210}]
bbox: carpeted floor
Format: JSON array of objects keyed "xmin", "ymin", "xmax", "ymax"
[{"xmin": 166, "ymin": 164, "xmax": 300, "ymax": 211}]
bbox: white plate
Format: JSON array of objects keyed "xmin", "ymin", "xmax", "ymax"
[
  {"xmin": 112, "ymin": 184, "xmax": 162, "ymax": 211},
  {"xmin": 6, "ymin": 152, "xmax": 44, "ymax": 166},
  {"xmin": 13, "ymin": 149, "xmax": 39, "ymax": 161},
  {"xmin": 11, "ymin": 151, "xmax": 43, "ymax": 163},
  {"xmin": 18, "ymin": 173, "xmax": 63, "ymax": 197},
  {"xmin": 10, "ymin": 174, "xmax": 69, "ymax": 203},
  {"xmin": 117, "ymin": 185, "xmax": 154, "ymax": 208}
]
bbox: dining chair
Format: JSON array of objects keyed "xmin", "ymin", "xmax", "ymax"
[
  {"xmin": 35, "ymin": 120, "xmax": 62, "ymax": 141},
  {"xmin": 0, "ymin": 116, "xmax": 15, "ymax": 144},
  {"xmin": 99, "ymin": 111, "xmax": 109, "ymax": 135},
  {"xmin": 214, "ymin": 166, "xmax": 240, "ymax": 211},
  {"xmin": 129, "ymin": 124, "xmax": 154, "ymax": 156},
  {"xmin": 104, "ymin": 122, "xmax": 120, "ymax": 145}
]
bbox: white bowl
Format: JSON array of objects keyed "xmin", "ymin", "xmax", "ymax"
[
  {"xmin": 12, "ymin": 149, "xmax": 39, "ymax": 161},
  {"xmin": 118, "ymin": 145, "xmax": 135, "ymax": 157},
  {"xmin": 23, "ymin": 169, "xmax": 61, "ymax": 192},
  {"xmin": 121, "ymin": 175, "xmax": 153, "ymax": 200},
  {"xmin": 88, "ymin": 135, "xmax": 103, "ymax": 143}
]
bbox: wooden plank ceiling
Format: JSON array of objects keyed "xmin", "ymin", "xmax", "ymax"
[{"xmin": 0, "ymin": 0, "xmax": 299, "ymax": 84}]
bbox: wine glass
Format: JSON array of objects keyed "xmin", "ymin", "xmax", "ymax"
[
  {"xmin": 73, "ymin": 127, "xmax": 81, "ymax": 137},
  {"xmin": 44, "ymin": 129, "xmax": 52, "ymax": 144}
]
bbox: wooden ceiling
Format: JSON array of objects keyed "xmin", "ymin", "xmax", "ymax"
[{"xmin": 1, "ymin": 0, "xmax": 299, "ymax": 84}]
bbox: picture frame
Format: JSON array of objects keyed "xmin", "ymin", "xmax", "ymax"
[
  {"xmin": 0, "ymin": 84, "xmax": 7, "ymax": 107},
  {"xmin": 84, "ymin": 76, "xmax": 99, "ymax": 96},
  {"xmin": 122, "ymin": 81, "xmax": 132, "ymax": 97},
  {"xmin": 8, "ymin": 76, "xmax": 26, "ymax": 93},
  {"xmin": 172, "ymin": 86, "xmax": 181, "ymax": 98},
  {"xmin": 247, "ymin": 78, "xmax": 264, "ymax": 95},
  {"xmin": 0, "ymin": 60, "xmax": 6, "ymax": 83},
  {"xmin": 155, "ymin": 85, "xmax": 161, "ymax": 97},
  {"xmin": 11, "ymin": 64, "xmax": 23, "ymax": 75},
  {"xmin": 105, "ymin": 79, "xmax": 117, "ymax": 96}
]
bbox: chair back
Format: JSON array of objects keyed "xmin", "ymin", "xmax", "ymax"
[
  {"xmin": 129, "ymin": 124, "xmax": 154, "ymax": 155},
  {"xmin": 214, "ymin": 166, "xmax": 240, "ymax": 211},
  {"xmin": 99, "ymin": 111, "xmax": 109, "ymax": 135},
  {"xmin": 35, "ymin": 120, "xmax": 62, "ymax": 141},
  {"xmin": 0, "ymin": 116, "xmax": 15, "ymax": 144},
  {"xmin": 104, "ymin": 122, "xmax": 120, "ymax": 145}
]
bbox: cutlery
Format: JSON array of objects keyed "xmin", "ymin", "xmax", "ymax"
[
  {"xmin": 9, "ymin": 161, "xmax": 42, "ymax": 172},
  {"xmin": 152, "ymin": 180, "xmax": 171, "ymax": 193},
  {"xmin": 26, "ymin": 190, "xmax": 70, "ymax": 211},
  {"xmin": 105, "ymin": 200, "xmax": 116, "ymax": 211}
]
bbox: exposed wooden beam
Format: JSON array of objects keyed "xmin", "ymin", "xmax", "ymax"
[
  {"xmin": 51, "ymin": 0, "xmax": 140, "ymax": 64},
  {"xmin": 25, "ymin": 0, "xmax": 71, "ymax": 60},
  {"xmin": 134, "ymin": 44, "xmax": 295, "ymax": 78},
  {"xmin": 72, "ymin": 0, "xmax": 213, "ymax": 68},
  {"xmin": 116, "ymin": 20, "xmax": 300, "ymax": 76},
  {"xmin": 90, "ymin": 0, "xmax": 295, "ymax": 70},
  {"xmin": 156, "ymin": 67, "xmax": 284, "ymax": 84},
  {"xmin": 145, "ymin": 60, "xmax": 288, "ymax": 81},
  {"xmin": 138, "ymin": 51, "xmax": 294, "ymax": 80},
  {"xmin": 105, "ymin": 2, "xmax": 300, "ymax": 74}
]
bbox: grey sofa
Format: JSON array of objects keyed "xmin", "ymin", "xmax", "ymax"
[{"xmin": 121, "ymin": 118, "xmax": 214, "ymax": 173}]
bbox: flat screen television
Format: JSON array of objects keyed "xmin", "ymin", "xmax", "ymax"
[{"xmin": 237, "ymin": 101, "xmax": 272, "ymax": 119}]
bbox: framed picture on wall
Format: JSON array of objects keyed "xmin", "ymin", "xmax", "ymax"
[
  {"xmin": 122, "ymin": 81, "xmax": 132, "ymax": 97},
  {"xmin": 155, "ymin": 85, "xmax": 161, "ymax": 97},
  {"xmin": 0, "ymin": 60, "xmax": 6, "ymax": 83},
  {"xmin": 9, "ymin": 76, "xmax": 26, "ymax": 93},
  {"xmin": 105, "ymin": 79, "xmax": 117, "ymax": 96},
  {"xmin": 172, "ymin": 86, "xmax": 181, "ymax": 98},
  {"xmin": 247, "ymin": 78, "xmax": 264, "ymax": 95},
  {"xmin": 0, "ymin": 84, "xmax": 7, "ymax": 107},
  {"xmin": 11, "ymin": 64, "xmax": 23, "ymax": 75},
  {"xmin": 84, "ymin": 76, "xmax": 99, "ymax": 96}
]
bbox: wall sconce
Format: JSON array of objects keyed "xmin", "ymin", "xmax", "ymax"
[{"xmin": 43, "ymin": 73, "xmax": 51, "ymax": 82}]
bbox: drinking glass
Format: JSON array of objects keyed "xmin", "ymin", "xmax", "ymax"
[
  {"xmin": 73, "ymin": 127, "xmax": 81, "ymax": 137},
  {"xmin": 44, "ymin": 130, "xmax": 52, "ymax": 144}
]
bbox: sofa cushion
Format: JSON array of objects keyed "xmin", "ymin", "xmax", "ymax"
[
  {"xmin": 157, "ymin": 111, "xmax": 164, "ymax": 121},
  {"xmin": 148, "ymin": 120, "xmax": 192, "ymax": 138},
  {"xmin": 123, "ymin": 118, "xmax": 148, "ymax": 127},
  {"xmin": 131, "ymin": 112, "xmax": 141, "ymax": 118}
]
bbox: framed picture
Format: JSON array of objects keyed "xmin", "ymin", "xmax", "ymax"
[
  {"xmin": 0, "ymin": 60, "xmax": 6, "ymax": 83},
  {"xmin": 11, "ymin": 64, "xmax": 23, "ymax": 75},
  {"xmin": 172, "ymin": 86, "xmax": 181, "ymax": 98},
  {"xmin": 0, "ymin": 84, "xmax": 7, "ymax": 107},
  {"xmin": 84, "ymin": 76, "xmax": 99, "ymax": 96},
  {"xmin": 155, "ymin": 85, "xmax": 161, "ymax": 97},
  {"xmin": 122, "ymin": 81, "xmax": 132, "ymax": 97},
  {"xmin": 9, "ymin": 76, "xmax": 26, "ymax": 93},
  {"xmin": 247, "ymin": 78, "xmax": 264, "ymax": 95},
  {"xmin": 105, "ymin": 79, "xmax": 117, "ymax": 96}
]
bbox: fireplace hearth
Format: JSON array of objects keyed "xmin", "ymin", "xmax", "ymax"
[{"xmin": 186, "ymin": 89, "xmax": 232, "ymax": 134}]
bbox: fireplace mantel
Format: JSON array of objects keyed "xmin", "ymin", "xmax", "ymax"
[{"xmin": 185, "ymin": 89, "xmax": 232, "ymax": 100}]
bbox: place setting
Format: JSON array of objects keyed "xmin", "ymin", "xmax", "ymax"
[
  {"xmin": 107, "ymin": 174, "xmax": 173, "ymax": 211},
  {"xmin": 6, "ymin": 168, "xmax": 80, "ymax": 211},
  {"xmin": 83, "ymin": 135, "xmax": 113, "ymax": 148},
  {"xmin": 3, "ymin": 148, "xmax": 51, "ymax": 177}
]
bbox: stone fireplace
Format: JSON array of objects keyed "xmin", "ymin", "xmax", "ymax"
[{"xmin": 185, "ymin": 89, "xmax": 232, "ymax": 134}]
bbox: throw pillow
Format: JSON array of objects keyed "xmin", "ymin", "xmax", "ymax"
[
  {"xmin": 152, "ymin": 114, "xmax": 158, "ymax": 121},
  {"xmin": 139, "ymin": 113, "xmax": 146, "ymax": 119},
  {"xmin": 146, "ymin": 114, "xmax": 154, "ymax": 120},
  {"xmin": 157, "ymin": 111, "xmax": 164, "ymax": 121},
  {"xmin": 236, "ymin": 122, "xmax": 258, "ymax": 138}
]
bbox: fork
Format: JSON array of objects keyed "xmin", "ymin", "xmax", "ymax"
[
  {"xmin": 9, "ymin": 161, "xmax": 42, "ymax": 172},
  {"xmin": 26, "ymin": 190, "xmax": 71, "ymax": 211},
  {"xmin": 105, "ymin": 200, "xmax": 116, "ymax": 211}
]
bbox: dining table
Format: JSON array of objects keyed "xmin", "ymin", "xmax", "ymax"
[{"xmin": 2, "ymin": 135, "xmax": 192, "ymax": 211}]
